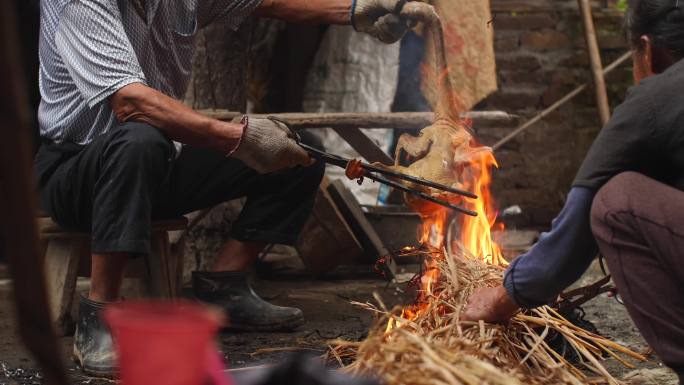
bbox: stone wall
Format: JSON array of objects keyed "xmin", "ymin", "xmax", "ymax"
[{"xmin": 478, "ymin": 0, "xmax": 633, "ymax": 225}]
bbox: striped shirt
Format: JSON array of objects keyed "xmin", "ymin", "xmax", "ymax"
[{"xmin": 38, "ymin": 0, "xmax": 261, "ymax": 145}]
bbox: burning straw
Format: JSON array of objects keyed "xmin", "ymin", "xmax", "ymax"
[
  {"xmin": 329, "ymin": 249, "xmax": 646, "ymax": 385},
  {"xmin": 327, "ymin": 4, "xmax": 645, "ymax": 384}
]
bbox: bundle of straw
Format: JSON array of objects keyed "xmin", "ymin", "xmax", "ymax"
[{"xmin": 329, "ymin": 251, "xmax": 646, "ymax": 385}]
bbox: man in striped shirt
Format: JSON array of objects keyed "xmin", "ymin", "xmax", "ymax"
[{"xmin": 35, "ymin": 0, "xmax": 409, "ymax": 376}]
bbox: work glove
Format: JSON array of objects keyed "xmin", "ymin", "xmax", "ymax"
[
  {"xmin": 352, "ymin": 0, "xmax": 409, "ymax": 44},
  {"xmin": 232, "ymin": 116, "xmax": 314, "ymax": 174}
]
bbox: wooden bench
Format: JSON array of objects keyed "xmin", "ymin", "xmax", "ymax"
[{"xmin": 38, "ymin": 216, "xmax": 188, "ymax": 335}]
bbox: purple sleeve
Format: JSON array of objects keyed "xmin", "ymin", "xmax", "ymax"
[{"xmin": 503, "ymin": 187, "xmax": 598, "ymax": 308}]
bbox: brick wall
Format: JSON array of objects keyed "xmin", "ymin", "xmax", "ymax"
[{"xmin": 476, "ymin": 0, "xmax": 633, "ymax": 226}]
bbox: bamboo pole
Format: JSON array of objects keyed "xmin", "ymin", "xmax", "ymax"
[
  {"xmin": 491, "ymin": 51, "xmax": 631, "ymax": 151},
  {"xmin": 578, "ymin": 0, "xmax": 611, "ymax": 126}
]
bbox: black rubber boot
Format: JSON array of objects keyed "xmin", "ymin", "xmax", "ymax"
[
  {"xmin": 73, "ymin": 295, "xmax": 118, "ymax": 378},
  {"xmin": 192, "ymin": 271, "xmax": 304, "ymax": 331}
]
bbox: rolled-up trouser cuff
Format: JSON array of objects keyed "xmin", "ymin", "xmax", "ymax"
[
  {"xmin": 230, "ymin": 228, "xmax": 298, "ymax": 246},
  {"xmin": 91, "ymin": 239, "xmax": 150, "ymax": 255}
]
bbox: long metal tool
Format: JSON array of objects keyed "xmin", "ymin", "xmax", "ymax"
[
  {"xmin": 301, "ymin": 142, "xmax": 478, "ymax": 217},
  {"xmin": 268, "ymin": 116, "xmax": 479, "ymax": 216}
]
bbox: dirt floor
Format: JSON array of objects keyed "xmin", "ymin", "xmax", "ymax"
[{"xmin": 0, "ymin": 254, "xmax": 678, "ymax": 384}]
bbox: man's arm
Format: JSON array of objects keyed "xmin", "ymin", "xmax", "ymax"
[
  {"xmin": 255, "ymin": 0, "xmax": 408, "ymax": 43},
  {"xmin": 110, "ymin": 83, "xmax": 242, "ymax": 153},
  {"xmin": 110, "ymin": 83, "xmax": 313, "ymax": 173},
  {"xmin": 55, "ymin": 1, "xmax": 310, "ymax": 171},
  {"xmin": 55, "ymin": 1, "xmax": 241, "ymax": 152},
  {"xmin": 254, "ymin": 0, "xmax": 352, "ymax": 24},
  {"xmin": 463, "ymin": 187, "xmax": 598, "ymax": 322}
]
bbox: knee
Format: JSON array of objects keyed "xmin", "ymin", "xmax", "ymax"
[
  {"xmin": 303, "ymin": 157, "xmax": 326, "ymax": 189},
  {"xmin": 107, "ymin": 122, "xmax": 174, "ymax": 168},
  {"xmin": 590, "ymin": 172, "xmax": 644, "ymax": 237},
  {"xmin": 287, "ymin": 155, "xmax": 326, "ymax": 194},
  {"xmin": 294, "ymin": 131, "xmax": 325, "ymax": 186},
  {"xmin": 298, "ymin": 130, "xmax": 326, "ymax": 152}
]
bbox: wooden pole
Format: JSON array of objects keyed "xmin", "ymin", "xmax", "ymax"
[
  {"xmin": 492, "ymin": 51, "xmax": 631, "ymax": 151},
  {"xmin": 0, "ymin": 2, "xmax": 68, "ymax": 384},
  {"xmin": 578, "ymin": 0, "xmax": 611, "ymax": 126},
  {"xmin": 202, "ymin": 110, "xmax": 517, "ymax": 163},
  {"xmin": 201, "ymin": 110, "xmax": 517, "ymax": 130}
]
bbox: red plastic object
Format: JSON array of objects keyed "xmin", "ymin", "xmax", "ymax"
[{"xmin": 104, "ymin": 300, "xmax": 230, "ymax": 385}]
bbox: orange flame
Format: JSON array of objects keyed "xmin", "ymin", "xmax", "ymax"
[
  {"xmin": 386, "ymin": 141, "xmax": 504, "ymax": 331},
  {"xmin": 456, "ymin": 146, "xmax": 507, "ymax": 266},
  {"xmin": 387, "ymin": 30, "xmax": 504, "ymax": 329}
]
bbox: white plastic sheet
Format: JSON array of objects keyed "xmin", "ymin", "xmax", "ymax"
[{"xmin": 302, "ymin": 26, "xmax": 399, "ymax": 205}]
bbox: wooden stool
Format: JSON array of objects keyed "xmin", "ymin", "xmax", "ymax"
[{"xmin": 38, "ymin": 216, "xmax": 188, "ymax": 335}]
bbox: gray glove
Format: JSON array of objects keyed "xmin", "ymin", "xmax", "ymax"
[
  {"xmin": 232, "ymin": 117, "xmax": 314, "ymax": 174},
  {"xmin": 352, "ymin": 0, "xmax": 409, "ymax": 43}
]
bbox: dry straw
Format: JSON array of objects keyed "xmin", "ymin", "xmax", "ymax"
[
  {"xmin": 328, "ymin": 249, "xmax": 646, "ymax": 385},
  {"xmin": 328, "ymin": 4, "xmax": 645, "ymax": 384}
]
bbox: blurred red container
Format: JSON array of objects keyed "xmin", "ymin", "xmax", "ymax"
[{"xmin": 104, "ymin": 300, "xmax": 223, "ymax": 385}]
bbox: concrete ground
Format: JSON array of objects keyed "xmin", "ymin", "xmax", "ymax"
[{"xmin": 0, "ymin": 256, "xmax": 678, "ymax": 384}]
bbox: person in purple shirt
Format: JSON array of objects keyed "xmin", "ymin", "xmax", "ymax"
[{"xmin": 463, "ymin": 0, "xmax": 684, "ymax": 382}]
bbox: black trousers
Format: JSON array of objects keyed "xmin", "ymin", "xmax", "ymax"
[{"xmin": 34, "ymin": 122, "xmax": 325, "ymax": 255}]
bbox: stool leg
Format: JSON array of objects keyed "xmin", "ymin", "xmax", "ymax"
[
  {"xmin": 44, "ymin": 238, "xmax": 81, "ymax": 336},
  {"xmin": 144, "ymin": 231, "xmax": 174, "ymax": 298},
  {"xmin": 169, "ymin": 236, "xmax": 185, "ymax": 297}
]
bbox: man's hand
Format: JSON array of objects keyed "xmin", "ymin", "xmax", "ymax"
[
  {"xmin": 352, "ymin": 0, "xmax": 409, "ymax": 43},
  {"xmin": 462, "ymin": 285, "xmax": 520, "ymax": 323},
  {"xmin": 232, "ymin": 117, "xmax": 314, "ymax": 174}
]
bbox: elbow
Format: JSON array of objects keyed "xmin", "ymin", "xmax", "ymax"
[{"xmin": 110, "ymin": 83, "xmax": 153, "ymax": 124}]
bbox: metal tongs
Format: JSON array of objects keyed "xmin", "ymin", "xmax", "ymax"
[
  {"xmin": 556, "ymin": 275, "xmax": 615, "ymax": 314},
  {"xmin": 268, "ymin": 117, "xmax": 478, "ymax": 217}
]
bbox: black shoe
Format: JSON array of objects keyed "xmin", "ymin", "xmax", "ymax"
[
  {"xmin": 73, "ymin": 295, "xmax": 118, "ymax": 378},
  {"xmin": 192, "ymin": 271, "xmax": 304, "ymax": 332}
]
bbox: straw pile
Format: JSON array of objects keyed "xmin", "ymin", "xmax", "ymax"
[
  {"xmin": 328, "ymin": 249, "xmax": 646, "ymax": 385},
  {"xmin": 328, "ymin": 4, "xmax": 645, "ymax": 383}
]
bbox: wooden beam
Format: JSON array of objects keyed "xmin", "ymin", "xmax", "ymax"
[
  {"xmin": 578, "ymin": 0, "xmax": 611, "ymax": 125},
  {"xmin": 326, "ymin": 180, "xmax": 396, "ymax": 279},
  {"xmin": 201, "ymin": 111, "xmax": 518, "ymax": 162},
  {"xmin": 332, "ymin": 127, "xmax": 393, "ymax": 164},
  {"xmin": 201, "ymin": 110, "xmax": 518, "ymax": 130}
]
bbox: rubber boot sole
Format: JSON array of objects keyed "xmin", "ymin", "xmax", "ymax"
[{"xmin": 73, "ymin": 346, "xmax": 118, "ymax": 379}]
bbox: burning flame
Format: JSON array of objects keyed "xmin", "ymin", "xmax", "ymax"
[
  {"xmin": 457, "ymin": 146, "xmax": 506, "ymax": 267},
  {"xmin": 387, "ymin": 140, "xmax": 504, "ymax": 330},
  {"xmin": 386, "ymin": 7, "xmax": 505, "ymax": 329}
]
